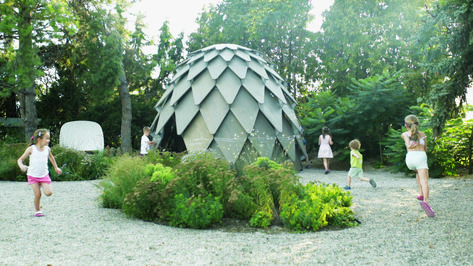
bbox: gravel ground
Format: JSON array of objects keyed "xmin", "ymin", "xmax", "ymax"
[{"xmin": 1, "ymin": 168, "xmax": 472, "ymax": 265}]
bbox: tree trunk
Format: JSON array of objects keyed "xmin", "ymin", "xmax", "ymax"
[
  {"xmin": 118, "ymin": 67, "xmax": 132, "ymax": 153},
  {"xmin": 18, "ymin": 3, "xmax": 38, "ymax": 141}
]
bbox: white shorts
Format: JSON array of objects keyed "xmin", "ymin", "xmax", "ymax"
[
  {"xmin": 348, "ymin": 167, "xmax": 363, "ymax": 178},
  {"xmin": 405, "ymin": 151, "xmax": 428, "ymax": 170}
]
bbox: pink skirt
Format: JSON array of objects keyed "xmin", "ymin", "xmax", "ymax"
[{"xmin": 27, "ymin": 175, "xmax": 52, "ymax": 185}]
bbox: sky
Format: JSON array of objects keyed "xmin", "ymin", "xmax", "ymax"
[{"xmin": 128, "ymin": 0, "xmax": 335, "ymax": 41}]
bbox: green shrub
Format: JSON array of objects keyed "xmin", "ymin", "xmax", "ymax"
[
  {"xmin": 49, "ymin": 147, "xmax": 112, "ymax": 181},
  {"xmin": 169, "ymin": 152, "xmax": 235, "ymax": 214},
  {"xmin": 143, "ymin": 150, "xmax": 184, "ymax": 168},
  {"xmin": 169, "ymin": 193, "xmax": 224, "ymax": 229},
  {"xmin": 99, "ymin": 155, "xmax": 147, "ymax": 209},
  {"xmin": 122, "ymin": 178, "xmax": 171, "ymax": 221},
  {"xmin": 0, "ymin": 143, "xmax": 29, "ymax": 181},
  {"xmin": 122, "ymin": 163, "xmax": 176, "ymax": 221},
  {"xmin": 280, "ymin": 183, "xmax": 356, "ymax": 232},
  {"xmin": 235, "ymin": 160, "xmax": 298, "ymax": 228}
]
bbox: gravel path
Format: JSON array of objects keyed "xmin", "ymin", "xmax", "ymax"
[{"xmin": 1, "ymin": 168, "xmax": 472, "ymax": 265}]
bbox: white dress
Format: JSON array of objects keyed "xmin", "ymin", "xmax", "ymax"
[{"xmin": 317, "ymin": 135, "xmax": 333, "ymax": 158}]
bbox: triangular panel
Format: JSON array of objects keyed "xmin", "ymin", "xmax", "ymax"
[
  {"xmin": 216, "ymin": 69, "xmax": 241, "ymax": 104},
  {"xmin": 156, "ymin": 102, "xmax": 175, "ymax": 134},
  {"xmin": 214, "ymin": 112, "xmax": 247, "ymax": 163},
  {"xmin": 265, "ymin": 78, "xmax": 287, "ymax": 104},
  {"xmin": 175, "ymin": 92, "xmax": 199, "ymax": 135},
  {"xmin": 207, "ymin": 56, "xmax": 228, "ymax": 79},
  {"xmin": 170, "ymin": 78, "xmax": 192, "ymax": 106},
  {"xmin": 170, "ymin": 64, "xmax": 190, "ymax": 84},
  {"xmin": 182, "ymin": 113, "xmax": 213, "ymax": 152},
  {"xmin": 260, "ymin": 90, "xmax": 283, "ymax": 132},
  {"xmin": 276, "ymin": 117, "xmax": 296, "ymax": 161},
  {"xmin": 187, "ymin": 57, "xmax": 208, "ymax": 81},
  {"xmin": 204, "ymin": 49, "xmax": 219, "ymax": 62},
  {"xmin": 231, "ymin": 88, "xmax": 258, "ymax": 133},
  {"xmin": 200, "ymin": 90, "xmax": 229, "ymax": 134},
  {"xmin": 242, "ymin": 69, "xmax": 265, "ymax": 103},
  {"xmin": 235, "ymin": 49, "xmax": 251, "ymax": 62},
  {"xmin": 228, "ymin": 56, "xmax": 248, "ymax": 79},
  {"xmin": 249, "ymin": 60, "xmax": 269, "ymax": 80},
  {"xmin": 248, "ymin": 113, "xmax": 277, "ymax": 158},
  {"xmin": 219, "ymin": 48, "xmax": 235, "ymax": 61},
  {"xmin": 192, "ymin": 70, "xmax": 216, "ymax": 105},
  {"xmin": 282, "ymin": 104, "xmax": 300, "ymax": 129}
]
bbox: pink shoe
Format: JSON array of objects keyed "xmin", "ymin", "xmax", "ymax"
[
  {"xmin": 416, "ymin": 196, "xmax": 424, "ymax": 200},
  {"xmin": 34, "ymin": 211, "xmax": 44, "ymax": 217},
  {"xmin": 420, "ymin": 201, "xmax": 435, "ymax": 217}
]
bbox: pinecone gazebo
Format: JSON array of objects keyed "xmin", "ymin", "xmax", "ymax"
[{"xmin": 150, "ymin": 44, "xmax": 307, "ymax": 170}]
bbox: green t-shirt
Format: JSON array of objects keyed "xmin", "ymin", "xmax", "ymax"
[{"xmin": 350, "ymin": 150, "xmax": 363, "ymax": 169}]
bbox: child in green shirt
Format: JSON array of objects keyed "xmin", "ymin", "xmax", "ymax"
[{"xmin": 344, "ymin": 139, "xmax": 377, "ymax": 190}]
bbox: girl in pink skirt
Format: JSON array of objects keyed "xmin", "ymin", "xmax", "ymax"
[{"xmin": 18, "ymin": 129, "xmax": 62, "ymax": 217}]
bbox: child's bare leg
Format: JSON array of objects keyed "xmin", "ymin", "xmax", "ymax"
[
  {"xmin": 323, "ymin": 158, "xmax": 330, "ymax": 170},
  {"xmin": 417, "ymin": 169, "xmax": 430, "ymax": 203},
  {"xmin": 41, "ymin": 183, "xmax": 53, "ymax": 196},
  {"xmin": 31, "ymin": 183, "xmax": 42, "ymax": 212},
  {"xmin": 347, "ymin": 175, "xmax": 352, "ymax": 187},
  {"xmin": 360, "ymin": 177, "xmax": 370, "ymax": 182},
  {"xmin": 415, "ymin": 170, "xmax": 423, "ymax": 197}
]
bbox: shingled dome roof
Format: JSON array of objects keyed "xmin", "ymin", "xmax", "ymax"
[{"xmin": 150, "ymin": 44, "xmax": 307, "ymax": 169}]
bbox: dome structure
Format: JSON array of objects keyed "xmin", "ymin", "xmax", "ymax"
[{"xmin": 150, "ymin": 44, "xmax": 307, "ymax": 169}]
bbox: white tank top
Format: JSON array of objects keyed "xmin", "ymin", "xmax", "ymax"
[{"xmin": 27, "ymin": 145, "xmax": 50, "ymax": 177}]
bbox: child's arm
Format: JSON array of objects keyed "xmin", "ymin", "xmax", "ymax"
[
  {"xmin": 48, "ymin": 151, "xmax": 62, "ymax": 175},
  {"xmin": 17, "ymin": 146, "xmax": 32, "ymax": 172},
  {"xmin": 401, "ymin": 132, "xmax": 417, "ymax": 149},
  {"xmin": 329, "ymin": 136, "xmax": 333, "ymax": 145},
  {"xmin": 351, "ymin": 151, "xmax": 360, "ymax": 159}
]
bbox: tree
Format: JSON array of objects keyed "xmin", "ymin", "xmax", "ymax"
[
  {"xmin": 187, "ymin": 0, "xmax": 318, "ymax": 96},
  {"xmin": 317, "ymin": 0, "xmax": 425, "ymax": 96},
  {"xmin": 0, "ymin": 0, "xmax": 77, "ymax": 141},
  {"xmin": 417, "ymin": 0, "xmax": 473, "ymax": 136}
]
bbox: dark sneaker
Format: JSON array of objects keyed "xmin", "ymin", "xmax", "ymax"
[
  {"xmin": 343, "ymin": 186, "xmax": 351, "ymax": 190},
  {"xmin": 369, "ymin": 179, "xmax": 377, "ymax": 188}
]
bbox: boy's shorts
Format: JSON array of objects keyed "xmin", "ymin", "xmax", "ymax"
[
  {"xmin": 27, "ymin": 175, "xmax": 52, "ymax": 185},
  {"xmin": 348, "ymin": 167, "xmax": 363, "ymax": 178}
]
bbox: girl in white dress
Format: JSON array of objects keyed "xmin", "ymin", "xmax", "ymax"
[{"xmin": 317, "ymin": 127, "xmax": 333, "ymax": 174}]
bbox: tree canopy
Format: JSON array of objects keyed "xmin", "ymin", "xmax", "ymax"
[{"xmin": 0, "ymin": 0, "xmax": 471, "ymax": 166}]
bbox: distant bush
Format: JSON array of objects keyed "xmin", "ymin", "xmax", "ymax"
[
  {"xmin": 0, "ymin": 143, "xmax": 27, "ymax": 181},
  {"xmin": 0, "ymin": 143, "xmax": 112, "ymax": 181}
]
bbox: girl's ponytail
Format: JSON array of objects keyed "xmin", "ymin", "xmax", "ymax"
[{"xmin": 405, "ymin": 115, "xmax": 420, "ymax": 142}]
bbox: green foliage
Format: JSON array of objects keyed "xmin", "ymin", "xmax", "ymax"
[
  {"xmin": 142, "ymin": 150, "xmax": 184, "ymax": 169},
  {"xmin": 317, "ymin": 0, "xmax": 424, "ymax": 96},
  {"xmin": 122, "ymin": 177, "xmax": 171, "ymax": 222},
  {"xmin": 235, "ymin": 160, "xmax": 299, "ymax": 228},
  {"xmin": 169, "ymin": 193, "xmax": 224, "ymax": 229},
  {"xmin": 280, "ymin": 183, "xmax": 355, "ymax": 232},
  {"xmin": 0, "ymin": 143, "xmax": 26, "ymax": 181},
  {"xmin": 149, "ymin": 163, "xmax": 175, "ymax": 182},
  {"xmin": 0, "ymin": 143, "xmax": 110, "ymax": 181},
  {"xmin": 382, "ymin": 105, "xmax": 473, "ymax": 177},
  {"xmin": 169, "ymin": 152, "xmax": 235, "ymax": 214},
  {"xmin": 99, "ymin": 155, "xmax": 147, "ymax": 209},
  {"xmin": 101, "ymin": 154, "xmax": 357, "ymax": 231},
  {"xmin": 187, "ymin": 0, "xmax": 318, "ymax": 95},
  {"xmin": 300, "ymin": 71, "xmax": 414, "ymax": 159},
  {"xmin": 417, "ymin": 0, "xmax": 473, "ymax": 135}
]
